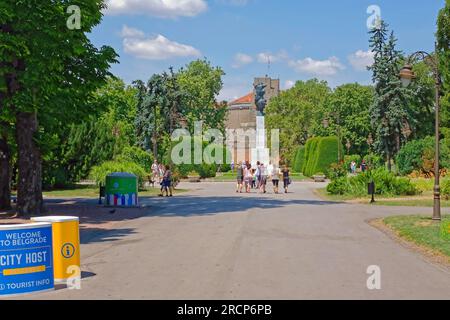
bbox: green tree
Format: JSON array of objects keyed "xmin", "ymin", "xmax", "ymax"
[
  {"xmin": 368, "ymin": 21, "xmax": 412, "ymax": 171},
  {"xmin": 61, "ymin": 78, "xmax": 137, "ymax": 183},
  {"xmin": 320, "ymin": 83, "xmax": 374, "ymax": 157},
  {"xmin": 437, "ymin": 0, "xmax": 450, "ymax": 138},
  {"xmin": 0, "ymin": 1, "xmax": 117, "ymax": 214},
  {"xmin": 177, "ymin": 59, "xmax": 227, "ymax": 133},
  {"xmin": 265, "ymin": 79, "xmax": 331, "ymax": 163},
  {"xmin": 134, "ymin": 73, "xmax": 172, "ymax": 160}
]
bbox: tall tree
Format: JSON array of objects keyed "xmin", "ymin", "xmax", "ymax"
[
  {"xmin": 368, "ymin": 21, "xmax": 412, "ymax": 171},
  {"xmin": 437, "ymin": 0, "xmax": 450, "ymax": 138},
  {"xmin": 177, "ymin": 59, "xmax": 226, "ymax": 133},
  {"xmin": 134, "ymin": 74, "xmax": 169, "ymax": 159},
  {"xmin": 320, "ymin": 83, "xmax": 374, "ymax": 157},
  {"xmin": 265, "ymin": 79, "xmax": 331, "ymax": 163},
  {"xmin": 0, "ymin": 1, "xmax": 117, "ymax": 215}
]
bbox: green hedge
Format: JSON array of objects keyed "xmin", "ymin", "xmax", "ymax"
[
  {"xmin": 303, "ymin": 137, "xmax": 341, "ymax": 177},
  {"xmin": 293, "ymin": 146, "xmax": 305, "ymax": 173},
  {"xmin": 90, "ymin": 161, "xmax": 147, "ymax": 188},
  {"xmin": 115, "ymin": 146, "xmax": 154, "ymax": 172}
]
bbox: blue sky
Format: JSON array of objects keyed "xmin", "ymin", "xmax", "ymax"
[{"xmin": 90, "ymin": 0, "xmax": 445, "ymax": 101}]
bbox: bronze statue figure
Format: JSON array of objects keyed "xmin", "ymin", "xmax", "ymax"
[{"xmin": 255, "ymin": 82, "xmax": 267, "ymax": 116}]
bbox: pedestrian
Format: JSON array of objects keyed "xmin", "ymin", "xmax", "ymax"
[
  {"xmin": 271, "ymin": 165, "xmax": 281, "ymax": 194},
  {"xmin": 350, "ymin": 161, "xmax": 357, "ymax": 174},
  {"xmin": 231, "ymin": 161, "xmax": 235, "ymax": 173},
  {"xmin": 259, "ymin": 163, "xmax": 267, "ymax": 194},
  {"xmin": 160, "ymin": 165, "xmax": 173, "ymax": 197},
  {"xmin": 255, "ymin": 161, "xmax": 261, "ymax": 189},
  {"xmin": 251, "ymin": 169, "xmax": 256, "ymax": 189},
  {"xmin": 236, "ymin": 162, "xmax": 244, "ymax": 193},
  {"xmin": 361, "ymin": 160, "xmax": 367, "ymax": 173},
  {"xmin": 267, "ymin": 162, "xmax": 274, "ymax": 178},
  {"xmin": 151, "ymin": 160, "xmax": 159, "ymax": 186},
  {"xmin": 282, "ymin": 165, "xmax": 291, "ymax": 194},
  {"xmin": 244, "ymin": 164, "xmax": 253, "ymax": 193}
]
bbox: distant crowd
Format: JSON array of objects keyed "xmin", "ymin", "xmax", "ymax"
[{"xmin": 234, "ymin": 161, "xmax": 291, "ymax": 194}]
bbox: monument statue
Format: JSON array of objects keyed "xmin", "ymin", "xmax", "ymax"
[{"xmin": 254, "ymin": 82, "xmax": 267, "ymax": 116}]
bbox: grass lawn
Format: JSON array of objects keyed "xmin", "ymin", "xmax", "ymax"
[
  {"xmin": 39, "ymin": 185, "xmax": 188, "ymax": 198},
  {"xmin": 316, "ymin": 187, "xmax": 450, "ymax": 207},
  {"xmin": 383, "ymin": 215, "xmax": 450, "ymax": 258}
]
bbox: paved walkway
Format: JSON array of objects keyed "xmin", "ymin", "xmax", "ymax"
[{"xmin": 27, "ymin": 182, "xmax": 450, "ymax": 299}]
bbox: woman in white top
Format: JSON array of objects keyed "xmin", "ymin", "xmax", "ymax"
[{"xmin": 271, "ymin": 165, "xmax": 281, "ymax": 194}]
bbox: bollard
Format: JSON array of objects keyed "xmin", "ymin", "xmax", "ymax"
[{"xmin": 31, "ymin": 216, "xmax": 80, "ymax": 283}]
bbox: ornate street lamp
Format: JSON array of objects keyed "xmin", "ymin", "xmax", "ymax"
[{"xmin": 399, "ymin": 46, "xmax": 442, "ymax": 221}]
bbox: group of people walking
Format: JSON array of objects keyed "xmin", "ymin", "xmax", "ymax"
[
  {"xmin": 236, "ymin": 161, "xmax": 291, "ymax": 194},
  {"xmin": 151, "ymin": 160, "xmax": 173, "ymax": 197}
]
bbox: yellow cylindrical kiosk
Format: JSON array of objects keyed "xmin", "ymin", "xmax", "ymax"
[{"xmin": 31, "ymin": 216, "xmax": 80, "ymax": 283}]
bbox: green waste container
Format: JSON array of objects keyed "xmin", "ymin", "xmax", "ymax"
[{"xmin": 105, "ymin": 172, "xmax": 138, "ymax": 207}]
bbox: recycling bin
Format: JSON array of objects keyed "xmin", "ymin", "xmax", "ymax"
[
  {"xmin": 105, "ymin": 172, "xmax": 138, "ymax": 207},
  {"xmin": 31, "ymin": 216, "xmax": 80, "ymax": 283}
]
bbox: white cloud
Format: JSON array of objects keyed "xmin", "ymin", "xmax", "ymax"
[
  {"xmin": 257, "ymin": 50, "xmax": 288, "ymax": 64},
  {"xmin": 232, "ymin": 53, "xmax": 254, "ymax": 68},
  {"xmin": 105, "ymin": 0, "xmax": 208, "ymax": 18},
  {"xmin": 121, "ymin": 26, "xmax": 201, "ymax": 60},
  {"xmin": 348, "ymin": 49, "xmax": 375, "ymax": 71},
  {"xmin": 120, "ymin": 25, "xmax": 145, "ymax": 38},
  {"xmin": 289, "ymin": 57, "xmax": 345, "ymax": 76}
]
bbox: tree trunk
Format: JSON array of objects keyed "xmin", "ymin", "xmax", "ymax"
[
  {"xmin": 387, "ymin": 152, "xmax": 392, "ymax": 172},
  {"xmin": 0, "ymin": 134, "xmax": 11, "ymax": 210},
  {"xmin": 16, "ymin": 111, "xmax": 44, "ymax": 216}
]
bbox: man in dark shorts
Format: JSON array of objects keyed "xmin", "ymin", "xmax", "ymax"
[
  {"xmin": 160, "ymin": 165, "xmax": 173, "ymax": 197},
  {"xmin": 282, "ymin": 165, "xmax": 290, "ymax": 194}
]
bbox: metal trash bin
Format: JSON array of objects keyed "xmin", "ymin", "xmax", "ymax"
[
  {"xmin": 105, "ymin": 172, "xmax": 138, "ymax": 207},
  {"xmin": 31, "ymin": 216, "xmax": 80, "ymax": 283}
]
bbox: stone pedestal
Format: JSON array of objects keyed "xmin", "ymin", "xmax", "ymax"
[{"xmin": 251, "ymin": 116, "xmax": 270, "ymax": 167}]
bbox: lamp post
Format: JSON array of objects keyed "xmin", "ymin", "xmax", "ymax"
[{"xmin": 399, "ymin": 46, "xmax": 442, "ymax": 221}]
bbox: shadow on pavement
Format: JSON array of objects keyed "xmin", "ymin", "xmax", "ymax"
[
  {"xmin": 80, "ymin": 227, "xmax": 138, "ymax": 244},
  {"xmin": 140, "ymin": 195, "xmax": 340, "ymax": 218}
]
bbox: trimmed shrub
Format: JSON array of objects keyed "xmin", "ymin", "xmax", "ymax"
[
  {"xmin": 115, "ymin": 146, "xmax": 154, "ymax": 172},
  {"xmin": 303, "ymin": 137, "xmax": 341, "ymax": 177},
  {"xmin": 293, "ymin": 146, "xmax": 305, "ymax": 173},
  {"xmin": 312, "ymin": 137, "xmax": 341, "ymax": 176},
  {"xmin": 90, "ymin": 161, "xmax": 147, "ymax": 188},
  {"xmin": 303, "ymin": 137, "xmax": 320, "ymax": 176},
  {"xmin": 326, "ymin": 168, "xmax": 419, "ymax": 196}
]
